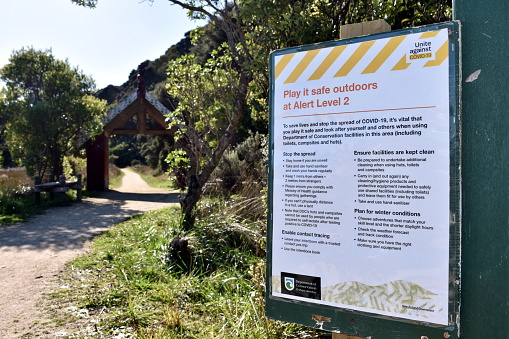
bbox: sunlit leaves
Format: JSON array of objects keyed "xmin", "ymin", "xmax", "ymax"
[
  {"xmin": 166, "ymin": 148, "xmax": 190, "ymax": 173},
  {"xmin": 166, "ymin": 44, "xmax": 239, "ymax": 172}
]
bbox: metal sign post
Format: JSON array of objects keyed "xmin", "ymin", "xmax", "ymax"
[{"xmin": 454, "ymin": 1, "xmax": 509, "ymax": 338}]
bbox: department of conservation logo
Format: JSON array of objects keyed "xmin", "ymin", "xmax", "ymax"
[
  {"xmin": 281, "ymin": 272, "xmax": 322, "ymax": 300},
  {"xmin": 284, "ymin": 277, "xmax": 295, "ymax": 291}
]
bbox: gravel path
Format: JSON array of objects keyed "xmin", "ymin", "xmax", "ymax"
[{"xmin": 0, "ymin": 169, "xmax": 179, "ymax": 338}]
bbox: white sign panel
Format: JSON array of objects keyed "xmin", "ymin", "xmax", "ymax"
[{"xmin": 270, "ymin": 28, "xmax": 451, "ymax": 325}]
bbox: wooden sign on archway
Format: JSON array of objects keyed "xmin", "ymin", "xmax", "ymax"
[{"xmin": 85, "ymin": 73, "xmax": 174, "ymax": 191}]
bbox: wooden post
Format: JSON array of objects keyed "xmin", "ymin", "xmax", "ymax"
[
  {"xmin": 339, "ymin": 19, "xmax": 391, "ymax": 39},
  {"xmin": 76, "ymin": 174, "xmax": 82, "ymax": 202},
  {"xmin": 34, "ymin": 175, "xmax": 41, "ymax": 205},
  {"xmin": 86, "ymin": 132, "xmax": 109, "ymax": 191},
  {"xmin": 329, "ymin": 20, "xmax": 391, "ymax": 339},
  {"xmin": 58, "ymin": 174, "xmax": 66, "ymax": 204},
  {"xmin": 48, "ymin": 173, "xmax": 55, "ymax": 200},
  {"xmin": 137, "ymin": 106, "xmax": 147, "ymax": 134}
]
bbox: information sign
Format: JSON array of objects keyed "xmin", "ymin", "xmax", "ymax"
[{"xmin": 266, "ymin": 22, "xmax": 461, "ymax": 337}]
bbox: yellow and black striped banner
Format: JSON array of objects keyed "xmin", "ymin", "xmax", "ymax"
[{"xmin": 275, "ymin": 30, "xmax": 449, "ymax": 85}]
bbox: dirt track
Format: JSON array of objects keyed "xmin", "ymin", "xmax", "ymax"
[{"xmin": 0, "ymin": 169, "xmax": 179, "ymax": 338}]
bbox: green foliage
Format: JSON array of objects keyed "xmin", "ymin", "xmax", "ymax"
[
  {"xmin": 109, "ymin": 135, "xmax": 147, "ymax": 168},
  {"xmin": 0, "ymin": 47, "xmax": 106, "ymax": 177},
  {"xmin": 165, "ymin": 45, "xmax": 246, "ymax": 195},
  {"xmin": 188, "ymin": 23, "xmax": 227, "ymax": 64},
  {"xmin": 62, "ymin": 154, "xmax": 86, "ymax": 178},
  {"xmin": 140, "ymin": 135, "xmax": 174, "ymax": 174},
  {"xmin": 211, "ymin": 132, "xmax": 267, "ymax": 195},
  {"xmin": 165, "ymin": 149, "xmax": 190, "ymax": 189},
  {"xmin": 167, "ymin": 48, "xmax": 237, "ymax": 141},
  {"xmin": 166, "ymin": 149, "xmax": 190, "ymax": 172},
  {"xmin": 355, "ymin": 0, "xmax": 452, "ymax": 29}
]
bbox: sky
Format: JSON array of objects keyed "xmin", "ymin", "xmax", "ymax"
[{"xmin": 0, "ymin": 0, "xmax": 205, "ymax": 89}]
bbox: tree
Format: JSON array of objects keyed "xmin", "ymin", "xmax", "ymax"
[
  {"xmin": 161, "ymin": 1, "xmax": 257, "ymax": 230},
  {"xmin": 0, "ymin": 47, "xmax": 106, "ymax": 177},
  {"xmin": 0, "ymin": 90, "xmax": 10, "ymax": 167},
  {"xmin": 165, "ymin": 48, "xmax": 244, "ymax": 224}
]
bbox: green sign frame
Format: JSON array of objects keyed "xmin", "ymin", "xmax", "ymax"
[{"xmin": 266, "ymin": 21, "xmax": 461, "ymax": 338}]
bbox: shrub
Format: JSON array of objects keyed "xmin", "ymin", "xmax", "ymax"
[{"xmin": 211, "ymin": 132, "xmax": 267, "ymax": 195}]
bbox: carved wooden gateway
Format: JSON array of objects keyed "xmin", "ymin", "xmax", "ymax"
[{"xmin": 86, "ymin": 67, "xmax": 173, "ymax": 190}]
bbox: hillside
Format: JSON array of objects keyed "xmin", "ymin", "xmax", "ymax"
[{"xmin": 95, "ymin": 22, "xmax": 226, "ymax": 108}]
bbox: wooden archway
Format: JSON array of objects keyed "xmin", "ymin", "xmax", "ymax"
[{"xmin": 85, "ymin": 85, "xmax": 173, "ymax": 191}]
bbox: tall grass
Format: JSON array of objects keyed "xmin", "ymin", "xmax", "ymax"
[
  {"xmin": 0, "ymin": 168, "xmax": 36, "ymax": 224},
  {"xmin": 0, "ymin": 168, "xmax": 32, "ymax": 197},
  {"xmin": 0, "ymin": 167, "xmax": 87, "ymax": 224},
  {"xmin": 52, "ymin": 204, "xmax": 325, "ymax": 338},
  {"xmin": 109, "ymin": 163, "xmax": 125, "ymax": 189}
]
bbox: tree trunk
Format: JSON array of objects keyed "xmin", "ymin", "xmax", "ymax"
[
  {"xmin": 179, "ymin": 70, "xmax": 252, "ymax": 230},
  {"xmin": 179, "ymin": 175, "xmax": 201, "ymax": 231}
]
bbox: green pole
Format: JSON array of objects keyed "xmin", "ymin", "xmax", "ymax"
[{"xmin": 454, "ymin": 2, "xmax": 509, "ymax": 337}]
